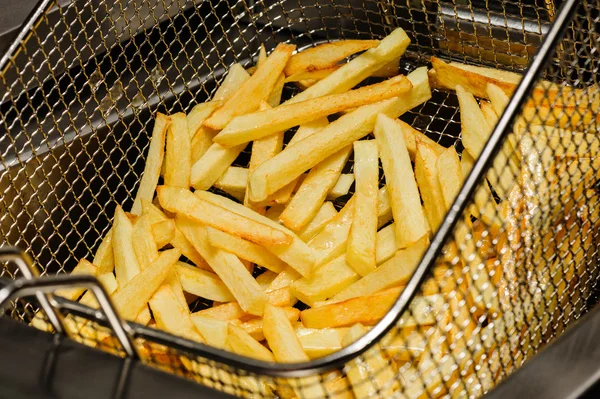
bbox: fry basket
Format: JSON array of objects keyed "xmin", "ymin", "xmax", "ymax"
[{"xmin": 1, "ymin": 0, "xmax": 600, "ymax": 398}]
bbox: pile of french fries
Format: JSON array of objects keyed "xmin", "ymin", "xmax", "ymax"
[{"xmin": 31, "ymin": 28, "xmax": 600, "ymax": 398}]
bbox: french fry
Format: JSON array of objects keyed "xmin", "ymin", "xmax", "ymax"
[
  {"xmin": 396, "ymin": 119, "xmax": 445, "ymax": 160},
  {"xmin": 256, "ymin": 271, "xmax": 278, "ymax": 289},
  {"xmin": 158, "ymin": 186, "xmax": 292, "ymax": 246},
  {"xmin": 284, "ymin": 39, "xmax": 380, "ymax": 76},
  {"xmin": 263, "ymin": 304, "xmax": 327, "ymax": 398},
  {"xmin": 176, "ymin": 261, "xmax": 235, "ymax": 302},
  {"xmin": 190, "ymin": 141, "xmax": 246, "ymax": 191},
  {"xmin": 460, "ymin": 152, "xmax": 498, "ymax": 227},
  {"xmin": 56, "ymin": 259, "xmax": 97, "ymax": 301},
  {"xmin": 226, "ymin": 323, "xmax": 276, "ymax": 362},
  {"xmin": 213, "ymin": 166, "xmax": 247, "ymax": 201},
  {"xmin": 176, "ymin": 218, "xmax": 267, "ymax": 316},
  {"xmin": 296, "ymin": 327, "xmax": 349, "ymax": 359},
  {"xmin": 141, "ymin": 200, "xmax": 210, "ymax": 270},
  {"xmin": 113, "ymin": 206, "xmax": 142, "ymax": 287},
  {"xmin": 291, "ymin": 255, "xmax": 360, "ymax": 306},
  {"xmin": 291, "ymin": 117, "xmax": 330, "ymax": 144},
  {"xmin": 189, "ymin": 315, "xmax": 229, "ymax": 349},
  {"xmin": 296, "ymin": 201, "xmax": 338, "ymax": 241},
  {"xmin": 193, "ymin": 302, "xmax": 250, "ymax": 321},
  {"xmin": 436, "ymin": 146, "xmax": 463, "ymax": 210},
  {"xmin": 279, "ymin": 145, "xmax": 352, "ymax": 230},
  {"xmin": 213, "ymin": 63, "xmax": 251, "ymax": 101},
  {"xmin": 111, "ymin": 249, "xmax": 180, "ymax": 320},
  {"xmin": 267, "ymin": 267, "xmax": 301, "ymax": 292},
  {"xmin": 285, "ymin": 66, "xmax": 341, "ymax": 82},
  {"xmin": 206, "ymin": 227, "xmax": 287, "ymax": 273},
  {"xmin": 93, "ymin": 229, "xmax": 114, "ymax": 274},
  {"xmin": 203, "ymin": 43, "xmax": 295, "ymax": 130},
  {"xmin": 374, "ymin": 113, "xmax": 429, "ymax": 248},
  {"xmin": 132, "ymin": 215, "xmax": 159, "ymax": 269},
  {"xmin": 332, "ymin": 236, "xmax": 428, "ymax": 303},
  {"xmin": 480, "ymin": 100, "xmax": 498, "ymax": 126},
  {"xmin": 375, "ymin": 223, "xmax": 398, "ymax": 265},
  {"xmin": 188, "ymin": 102, "xmax": 221, "ymax": 164},
  {"xmin": 346, "ymin": 140, "xmax": 379, "ymax": 276},
  {"xmin": 327, "ymin": 174, "xmax": 354, "ymax": 200},
  {"xmin": 79, "ymin": 272, "xmax": 118, "ymax": 308},
  {"xmin": 151, "ymin": 219, "xmax": 176, "ymax": 249},
  {"xmin": 214, "ymin": 75, "xmax": 413, "ymax": 146},
  {"xmin": 240, "ymin": 307, "xmax": 300, "ymax": 341},
  {"xmin": 194, "ymin": 190, "xmax": 315, "ymax": 277},
  {"xmin": 249, "ymin": 67, "xmax": 431, "ymax": 202},
  {"xmin": 164, "ymin": 112, "xmax": 191, "ymax": 188},
  {"xmin": 415, "ymin": 141, "xmax": 446, "ymax": 232},
  {"xmin": 285, "ymin": 28, "xmax": 410, "ymax": 105},
  {"xmin": 342, "ymin": 323, "xmax": 398, "ymax": 398},
  {"xmin": 310, "ymin": 186, "xmax": 392, "ymax": 267},
  {"xmin": 131, "ymin": 113, "xmax": 169, "ymax": 215}
]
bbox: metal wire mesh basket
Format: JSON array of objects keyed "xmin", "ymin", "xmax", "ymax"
[{"xmin": 1, "ymin": 0, "xmax": 600, "ymax": 398}]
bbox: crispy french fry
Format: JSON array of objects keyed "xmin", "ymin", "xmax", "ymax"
[
  {"xmin": 93, "ymin": 229, "xmax": 114, "ymax": 274},
  {"xmin": 331, "ymin": 236, "xmax": 428, "ymax": 303},
  {"xmin": 268, "ymin": 267, "xmax": 301, "ymax": 292},
  {"xmin": 296, "ymin": 201, "xmax": 338, "ymax": 241},
  {"xmin": 190, "ymin": 141, "xmax": 246, "ymax": 191},
  {"xmin": 295, "ymin": 327, "xmax": 348, "ymax": 359},
  {"xmin": 132, "ymin": 215, "xmax": 159, "ymax": 269},
  {"xmin": 327, "ymin": 174, "xmax": 354, "ymax": 200},
  {"xmin": 189, "ymin": 102, "xmax": 221, "ymax": 164},
  {"xmin": 79, "ymin": 272, "xmax": 118, "ymax": 308},
  {"xmin": 158, "ymin": 186, "xmax": 292, "ymax": 246},
  {"xmin": 113, "ymin": 206, "xmax": 142, "ymax": 287},
  {"xmin": 291, "ymin": 117, "xmax": 330, "ymax": 144},
  {"xmin": 279, "ymin": 145, "xmax": 352, "ymax": 230},
  {"xmin": 176, "ymin": 261, "xmax": 235, "ymax": 302},
  {"xmin": 480, "ymin": 100, "xmax": 498, "ymax": 126},
  {"xmin": 396, "ymin": 119, "xmax": 445, "ymax": 160},
  {"xmin": 226, "ymin": 323, "xmax": 276, "ymax": 362},
  {"xmin": 203, "ymin": 43, "xmax": 295, "ymax": 130},
  {"xmin": 213, "ymin": 63, "xmax": 251, "ymax": 101},
  {"xmin": 213, "ymin": 166, "xmax": 247, "ymax": 201},
  {"xmin": 436, "ymin": 146, "xmax": 463, "ymax": 210},
  {"xmin": 342, "ymin": 323, "xmax": 398, "ymax": 398},
  {"xmin": 56, "ymin": 259, "xmax": 97, "ymax": 301},
  {"xmin": 152, "ymin": 219, "xmax": 176, "ymax": 249},
  {"xmin": 415, "ymin": 141, "xmax": 446, "ymax": 232},
  {"xmin": 112, "ymin": 249, "xmax": 180, "ymax": 320},
  {"xmin": 375, "ymin": 223, "xmax": 397, "ymax": 265},
  {"xmin": 131, "ymin": 113, "xmax": 169, "ymax": 215},
  {"xmin": 176, "ymin": 218, "xmax": 267, "ymax": 316},
  {"xmin": 206, "ymin": 227, "xmax": 286, "ymax": 273},
  {"xmin": 284, "ymin": 39, "xmax": 380, "ymax": 76},
  {"xmin": 285, "ymin": 66, "xmax": 341, "ymax": 82},
  {"xmin": 249, "ymin": 67, "xmax": 431, "ymax": 202},
  {"xmin": 256, "ymin": 271, "xmax": 278, "ymax": 289},
  {"xmin": 195, "ymin": 190, "xmax": 315, "ymax": 277},
  {"xmin": 374, "ymin": 114, "xmax": 429, "ymax": 248},
  {"xmin": 190, "ymin": 315, "xmax": 229, "ymax": 349},
  {"xmin": 150, "ymin": 282, "xmax": 204, "ymax": 343},
  {"xmin": 164, "ymin": 112, "xmax": 191, "ymax": 188},
  {"xmin": 291, "ymin": 255, "xmax": 360, "ymax": 306},
  {"xmin": 194, "ymin": 302, "xmax": 250, "ymax": 321},
  {"xmin": 346, "ymin": 140, "xmax": 379, "ymax": 276},
  {"xmin": 285, "ymin": 28, "xmax": 410, "ymax": 105},
  {"xmin": 310, "ymin": 186, "xmax": 392, "ymax": 267},
  {"xmin": 214, "ymin": 75, "xmax": 413, "ymax": 146},
  {"xmin": 240, "ymin": 307, "xmax": 300, "ymax": 341}
]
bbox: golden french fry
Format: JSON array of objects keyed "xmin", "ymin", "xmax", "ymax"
[
  {"xmin": 240, "ymin": 307, "xmax": 300, "ymax": 341},
  {"xmin": 285, "ymin": 66, "xmax": 341, "ymax": 82},
  {"xmin": 132, "ymin": 214, "xmax": 159, "ymax": 270},
  {"xmin": 480, "ymin": 100, "xmax": 498, "ymax": 126},
  {"xmin": 267, "ymin": 267, "xmax": 301, "ymax": 293},
  {"xmin": 151, "ymin": 219, "xmax": 176, "ymax": 249},
  {"xmin": 415, "ymin": 141, "xmax": 446, "ymax": 232},
  {"xmin": 158, "ymin": 186, "xmax": 292, "ymax": 246},
  {"xmin": 190, "ymin": 141, "xmax": 246, "ymax": 191},
  {"xmin": 214, "ymin": 75, "xmax": 413, "ymax": 147},
  {"xmin": 295, "ymin": 327, "xmax": 349, "ymax": 359},
  {"xmin": 79, "ymin": 272, "xmax": 118, "ymax": 308},
  {"xmin": 164, "ymin": 112, "xmax": 191, "ymax": 188},
  {"xmin": 279, "ymin": 145, "xmax": 352, "ymax": 230},
  {"xmin": 56, "ymin": 259, "xmax": 97, "ymax": 301},
  {"xmin": 213, "ymin": 63, "xmax": 251, "ymax": 101},
  {"xmin": 327, "ymin": 174, "xmax": 354, "ymax": 200},
  {"xmin": 342, "ymin": 323, "xmax": 398, "ymax": 398},
  {"xmin": 93, "ymin": 229, "xmax": 114, "ymax": 274},
  {"xmin": 226, "ymin": 323, "xmax": 276, "ymax": 362},
  {"xmin": 346, "ymin": 140, "xmax": 379, "ymax": 276},
  {"xmin": 112, "ymin": 249, "xmax": 180, "ymax": 320},
  {"xmin": 436, "ymin": 146, "xmax": 463, "ymax": 210},
  {"xmin": 203, "ymin": 43, "xmax": 295, "ymax": 130},
  {"xmin": 285, "ymin": 28, "xmax": 410, "ymax": 105},
  {"xmin": 150, "ymin": 282, "xmax": 204, "ymax": 343},
  {"xmin": 396, "ymin": 119, "xmax": 445, "ymax": 160},
  {"xmin": 206, "ymin": 227, "xmax": 287, "ymax": 273},
  {"xmin": 213, "ymin": 166, "xmax": 247, "ymax": 201},
  {"xmin": 291, "ymin": 255, "xmax": 360, "ymax": 306},
  {"xmin": 176, "ymin": 261, "xmax": 235, "ymax": 302},
  {"xmin": 193, "ymin": 302, "xmax": 250, "ymax": 321},
  {"xmin": 284, "ymin": 39, "xmax": 380, "ymax": 76},
  {"xmin": 194, "ymin": 190, "xmax": 315, "ymax": 277},
  {"xmin": 176, "ymin": 218, "xmax": 267, "ymax": 316},
  {"xmin": 113, "ymin": 206, "xmax": 142, "ymax": 287},
  {"xmin": 188, "ymin": 100, "xmax": 221, "ymax": 138},
  {"xmin": 374, "ymin": 113, "xmax": 429, "ymax": 248},
  {"xmin": 310, "ymin": 186, "xmax": 392, "ymax": 267},
  {"xmin": 249, "ymin": 67, "xmax": 431, "ymax": 202},
  {"xmin": 256, "ymin": 271, "xmax": 278, "ymax": 289},
  {"xmin": 131, "ymin": 113, "xmax": 169, "ymax": 215},
  {"xmin": 189, "ymin": 315, "xmax": 229, "ymax": 349},
  {"xmin": 375, "ymin": 223, "xmax": 397, "ymax": 265},
  {"xmin": 332, "ymin": 235, "xmax": 428, "ymax": 303},
  {"xmin": 296, "ymin": 201, "xmax": 338, "ymax": 242}
]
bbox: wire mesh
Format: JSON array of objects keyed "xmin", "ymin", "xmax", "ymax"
[{"xmin": 1, "ymin": 0, "xmax": 600, "ymax": 398}]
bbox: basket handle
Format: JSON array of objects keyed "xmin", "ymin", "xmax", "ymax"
[{"xmin": 0, "ymin": 254, "xmax": 138, "ymax": 358}]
